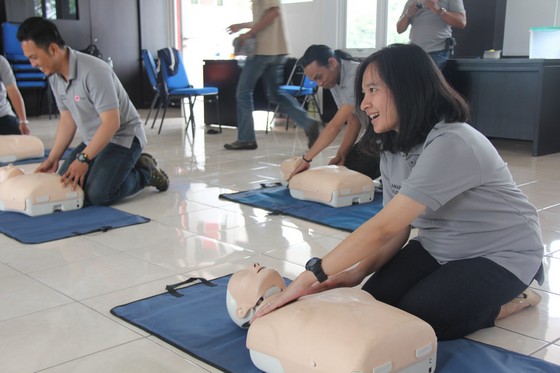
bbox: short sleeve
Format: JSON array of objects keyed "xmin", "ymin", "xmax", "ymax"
[{"xmin": 399, "ymin": 132, "xmax": 482, "ymax": 211}]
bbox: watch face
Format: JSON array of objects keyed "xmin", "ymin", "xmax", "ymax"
[
  {"xmin": 306, "ymin": 257, "xmax": 320, "ymax": 270},
  {"xmin": 77, "ymin": 153, "xmax": 89, "ymax": 163}
]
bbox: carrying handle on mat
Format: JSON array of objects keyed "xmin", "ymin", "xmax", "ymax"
[{"xmin": 165, "ymin": 277, "xmax": 216, "ymax": 297}]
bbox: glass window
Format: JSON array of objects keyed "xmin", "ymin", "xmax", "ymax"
[
  {"xmin": 387, "ymin": 0, "xmax": 410, "ymax": 45},
  {"xmin": 34, "ymin": 0, "xmax": 79, "ymax": 20},
  {"xmin": 345, "ymin": 0, "xmax": 410, "ymax": 53},
  {"xmin": 345, "ymin": 0, "xmax": 377, "ymax": 50}
]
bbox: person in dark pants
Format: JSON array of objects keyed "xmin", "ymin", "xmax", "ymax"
[
  {"xmin": 0, "ymin": 55, "xmax": 30, "ymax": 135},
  {"xmin": 255, "ymin": 44, "xmax": 544, "ymax": 341},
  {"xmin": 286, "ymin": 45, "xmax": 380, "ymax": 181},
  {"xmin": 224, "ymin": 0, "xmax": 320, "ymax": 151}
]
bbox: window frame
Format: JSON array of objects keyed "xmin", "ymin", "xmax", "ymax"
[{"xmin": 343, "ymin": 0, "xmax": 399, "ymax": 57}]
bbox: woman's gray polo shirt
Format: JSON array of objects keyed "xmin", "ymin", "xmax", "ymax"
[
  {"xmin": 381, "ymin": 122, "xmax": 543, "ymax": 285},
  {"xmin": 49, "ymin": 48, "xmax": 147, "ymax": 148}
]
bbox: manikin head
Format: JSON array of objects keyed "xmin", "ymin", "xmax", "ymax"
[
  {"xmin": 226, "ymin": 263, "xmax": 286, "ymax": 328},
  {"xmin": 280, "ymin": 157, "xmax": 301, "ymax": 181}
]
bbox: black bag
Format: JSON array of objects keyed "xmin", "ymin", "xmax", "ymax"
[{"xmin": 81, "ymin": 44, "xmax": 103, "ymax": 59}]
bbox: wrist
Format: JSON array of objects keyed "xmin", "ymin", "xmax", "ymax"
[
  {"xmin": 305, "ymin": 257, "xmax": 328, "ymax": 283},
  {"xmin": 76, "ymin": 152, "xmax": 92, "ymax": 165},
  {"xmin": 302, "ymin": 155, "xmax": 312, "ymax": 163},
  {"xmin": 438, "ymin": 7, "xmax": 447, "ymax": 16},
  {"xmin": 19, "ymin": 119, "xmax": 29, "ymax": 124}
]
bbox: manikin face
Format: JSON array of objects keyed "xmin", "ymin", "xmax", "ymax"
[
  {"xmin": 226, "ymin": 263, "xmax": 286, "ymax": 328},
  {"xmin": 21, "ymin": 40, "xmax": 61, "ymax": 77},
  {"xmin": 304, "ymin": 57, "xmax": 339, "ymax": 89},
  {"xmin": 360, "ymin": 64, "xmax": 399, "ymax": 133}
]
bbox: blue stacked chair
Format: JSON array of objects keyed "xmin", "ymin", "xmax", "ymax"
[{"xmin": 1, "ymin": 22, "xmax": 53, "ymax": 118}]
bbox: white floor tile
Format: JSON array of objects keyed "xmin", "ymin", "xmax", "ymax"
[
  {"xmin": 29, "ymin": 252, "xmax": 176, "ymax": 300},
  {"xmin": 0, "ymin": 273, "xmax": 73, "ymax": 321},
  {"xmin": 39, "ymin": 338, "xmax": 210, "ymax": 373},
  {"xmin": 0, "ymin": 303, "xmax": 141, "ymax": 373}
]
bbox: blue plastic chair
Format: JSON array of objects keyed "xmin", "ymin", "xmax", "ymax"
[
  {"xmin": 267, "ymin": 61, "xmax": 323, "ymax": 133},
  {"xmin": 140, "ymin": 49, "xmax": 162, "ymax": 128},
  {"xmin": 157, "ymin": 48, "xmax": 220, "ymax": 135},
  {"xmin": 1, "ymin": 22, "xmax": 53, "ymax": 118}
]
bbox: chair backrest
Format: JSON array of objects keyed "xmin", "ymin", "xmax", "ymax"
[
  {"xmin": 158, "ymin": 48, "xmax": 191, "ymax": 90},
  {"xmin": 1, "ymin": 22, "xmax": 26, "ymax": 61},
  {"xmin": 302, "ymin": 75, "xmax": 318, "ymax": 91},
  {"xmin": 141, "ymin": 49, "xmax": 159, "ymax": 92}
]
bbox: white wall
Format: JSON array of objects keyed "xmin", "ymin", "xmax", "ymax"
[{"xmin": 503, "ymin": 0, "xmax": 560, "ymax": 56}]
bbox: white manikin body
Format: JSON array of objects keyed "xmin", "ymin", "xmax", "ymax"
[
  {"xmin": 0, "ymin": 164, "xmax": 84, "ymax": 216},
  {"xmin": 288, "ymin": 165, "xmax": 375, "ymax": 208},
  {"xmin": 227, "ymin": 264, "xmax": 437, "ymax": 373},
  {"xmin": 247, "ymin": 287, "xmax": 437, "ymax": 373},
  {"xmin": 0, "ymin": 135, "xmax": 45, "ymax": 162}
]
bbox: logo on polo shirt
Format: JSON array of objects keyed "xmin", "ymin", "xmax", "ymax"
[{"xmin": 74, "ymin": 95, "xmax": 82, "ymax": 102}]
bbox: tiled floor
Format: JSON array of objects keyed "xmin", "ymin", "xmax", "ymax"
[{"xmin": 1, "ymin": 109, "xmax": 560, "ymax": 372}]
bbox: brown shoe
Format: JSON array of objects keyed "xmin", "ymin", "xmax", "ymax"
[
  {"xmin": 137, "ymin": 153, "xmax": 169, "ymax": 192},
  {"xmin": 496, "ymin": 288, "xmax": 541, "ymax": 320}
]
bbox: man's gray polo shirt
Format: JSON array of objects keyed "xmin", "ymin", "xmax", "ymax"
[
  {"xmin": 0, "ymin": 55, "xmax": 16, "ymax": 118},
  {"xmin": 49, "ymin": 48, "xmax": 147, "ymax": 148}
]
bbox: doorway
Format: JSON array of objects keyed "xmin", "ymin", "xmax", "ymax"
[{"xmin": 179, "ymin": 0, "xmax": 252, "ymax": 87}]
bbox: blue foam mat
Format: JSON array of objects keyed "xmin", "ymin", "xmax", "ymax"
[
  {"xmin": 0, "ymin": 206, "xmax": 150, "ymax": 244},
  {"xmin": 111, "ymin": 275, "xmax": 560, "ymax": 373},
  {"xmin": 219, "ymin": 185, "xmax": 383, "ymax": 232}
]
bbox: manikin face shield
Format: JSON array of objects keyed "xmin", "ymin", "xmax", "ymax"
[{"xmin": 226, "ymin": 263, "xmax": 286, "ymax": 328}]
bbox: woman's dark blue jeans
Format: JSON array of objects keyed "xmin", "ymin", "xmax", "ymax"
[
  {"xmin": 362, "ymin": 240, "xmax": 528, "ymax": 340},
  {"xmin": 58, "ymin": 137, "xmax": 150, "ymax": 206}
]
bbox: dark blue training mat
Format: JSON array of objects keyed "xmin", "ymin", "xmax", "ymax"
[
  {"xmin": 111, "ymin": 274, "xmax": 560, "ymax": 373},
  {"xmin": 0, "ymin": 206, "xmax": 150, "ymax": 244},
  {"xmin": 219, "ymin": 185, "xmax": 383, "ymax": 232},
  {"xmin": 0, "ymin": 147, "xmax": 74, "ymax": 167}
]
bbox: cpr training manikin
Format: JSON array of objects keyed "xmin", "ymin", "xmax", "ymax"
[
  {"xmin": 0, "ymin": 135, "xmax": 45, "ymax": 163},
  {"xmin": 0, "ymin": 164, "xmax": 84, "ymax": 216},
  {"xmin": 226, "ymin": 264, "xmax": 437, "ymax": 373},
  {"xmin": 281, "ymin": 157, "xmax": 375, "ymax": 208}
]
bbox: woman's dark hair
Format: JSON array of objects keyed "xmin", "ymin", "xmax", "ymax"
[
  {"xmin": 300, "ymin": 44, "xmax": 358, "ymax": 68},
  {"xmin": 16, "ymin": 17, "xmax": 66, "ymax": 50},
  {"xmin": 355, "ymin": 43, "xmax": 469, "ymax": 154}
]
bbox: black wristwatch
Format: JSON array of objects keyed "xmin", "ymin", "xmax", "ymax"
[
  {"xmin": 76, "ymin": 152, "xmax": 91, "ymax": 165},
  {"xmin": 305, "ymin": 257, "xmax": 328, "ymax": 283}
]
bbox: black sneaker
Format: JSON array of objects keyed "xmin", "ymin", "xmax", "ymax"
[
  {"xmin": 224, "ymin": 141, "xmax": 258, "ymax": 150},
  {"xmin": 304, "ymin": 120, "xmax": 321, "ymax": 148},
  {"xmin": 137, "ymin": 153, "xmax": 169, "ymax": 192}
]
